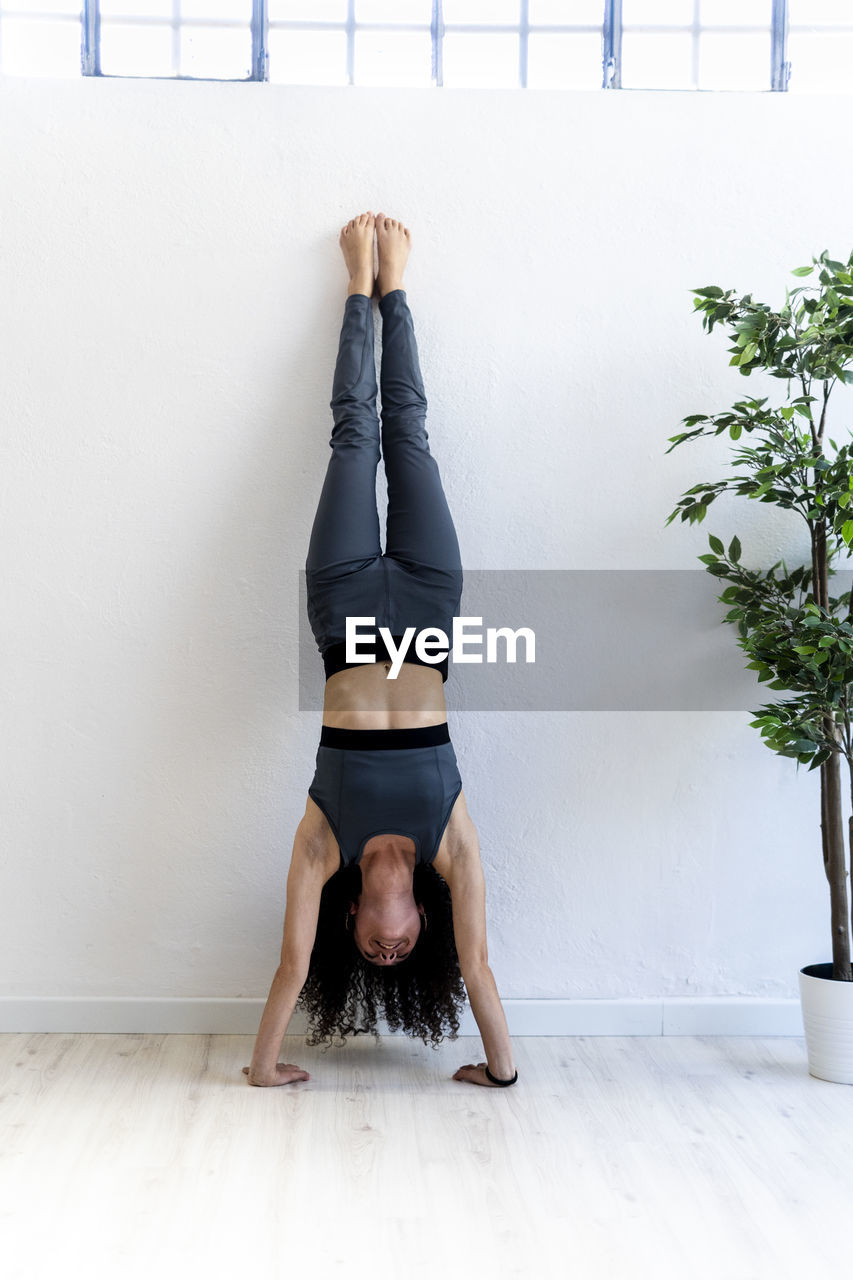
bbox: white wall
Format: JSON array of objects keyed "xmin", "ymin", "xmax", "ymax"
[{"xmin": 1, "ymin": 75, "xmax": 848, "ymax": 1022}]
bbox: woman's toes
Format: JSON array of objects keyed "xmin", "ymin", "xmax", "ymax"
[
  {"xmin": 340, "ymin": 213, "xmax": 377, "ymax": 295},
  {"xmin": 374, "ymin": 213, "xmax": 411, "ymax": 297}
]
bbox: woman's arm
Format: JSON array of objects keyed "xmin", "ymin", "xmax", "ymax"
[
  {"xmin": 443, "ymin": 817, "xmax": 517, "ymax": 1087},
  {"xmin": 242, "ymin": 819, "xmax": 329, "ymax": 1086}
]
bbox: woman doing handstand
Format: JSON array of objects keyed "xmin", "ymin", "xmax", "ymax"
[{"xmin": 243, "ymin": 212, "xmax": 517, "ymax": 1090}]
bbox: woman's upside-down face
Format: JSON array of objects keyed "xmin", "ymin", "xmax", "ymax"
[{"xmin": 350, "ymin": 896, "xmax": 425, "ymax": 966}]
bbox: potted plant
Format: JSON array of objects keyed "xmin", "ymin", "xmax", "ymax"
[{"xmin": 665, "ymin": 249, "xmax": 853, "ymax": 1084}]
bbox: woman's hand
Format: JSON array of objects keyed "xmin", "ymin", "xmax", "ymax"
[
  {"xmin": 452, "ymin": 1061, "xmax": 513, "ymax": 1088},
  {"xmin": 242, "ymin": 1063, "xmax": 310, "ymax": 1087}
]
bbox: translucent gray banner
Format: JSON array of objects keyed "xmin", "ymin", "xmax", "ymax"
[{"xmin": 297, "ymin": 569, "xmax": 849, "ymax": 712}]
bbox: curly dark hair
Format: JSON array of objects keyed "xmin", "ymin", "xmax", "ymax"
[{"xmin": 296, "ymin": 861, "xmax": 466, "ymax": 1050}]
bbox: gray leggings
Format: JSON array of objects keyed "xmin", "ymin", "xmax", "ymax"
[{"xmin": 305, "ymin": 289, "xmax": 463, "ymax": 655}]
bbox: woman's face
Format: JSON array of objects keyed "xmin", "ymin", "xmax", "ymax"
[{"xmin": 350, "ymin": 900, "xmax": 425, "ymax": 966}]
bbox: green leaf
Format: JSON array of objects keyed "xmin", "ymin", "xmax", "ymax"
[
  {"xmin": 739, "ymin": 342, "xmax": 758, "ymax": 364},
  {"xmin": 708, "ymin": 534, "xmax": 724, "ymax": 554},
  {"xmin": 692, "ymin": 286, "xmax": 724, "ymax": 298},
  {"xmin": 842, "ymin": 520, "xmax": 853, "ymax": 546},
  {"xmin": 791, "ymin": 266, "xmax": 814, "ymax": 276},
  {"xmin": 729, "ymin": 535, "xmax": 741, "ymax": 563}
]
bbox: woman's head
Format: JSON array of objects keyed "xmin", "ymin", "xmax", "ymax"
[
  {"xmin": 297, "ymin": 861, "xmax": 466, "ymax": 1049},
  {"xmin": 348, "ymin": 873, "xmax": 425, "ymax": 964},
  {"xmin": 346, "ymin": 835, "xmax": 432, "ymax": 965}
]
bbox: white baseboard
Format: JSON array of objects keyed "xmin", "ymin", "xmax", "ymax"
[{"xmin": 0, "ymin": 996, "xmax": 805, "ymax": 1037}]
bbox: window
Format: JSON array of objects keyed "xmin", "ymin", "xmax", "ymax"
[
  {"xmin": 0, "ymin": 2, "xmax": 836, "ymax": 93},
  {"xmin": 786, "ymin": 0, "xmax": 853, "ymax": 93},
  {"xmin": 97, "ymin": 1, "xmax": 255, "ymax": 80},
  {"xmin": 620, "ymin": 2, "xmax": 773, "ymax": 92},
  {"xmin": 0, "ymin": 0, "xmax": 84, "ymax": 78}
]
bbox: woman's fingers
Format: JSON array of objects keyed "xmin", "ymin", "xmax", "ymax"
[
  {"xmin": 242, "ymin": 1063, "xmax": 311, "ymax": 1086},
  {"xmin": 452, "ymin": 1061, "xmax": 498, "ymax": 1087}
]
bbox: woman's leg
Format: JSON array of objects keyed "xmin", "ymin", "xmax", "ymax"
[
  {"xmin": 305, "ymin": 291, "xmax": 382, "ymax": 576},
  {"xmin": 378, "ymin": 287, "xmax": 462, "ymax": 574}
]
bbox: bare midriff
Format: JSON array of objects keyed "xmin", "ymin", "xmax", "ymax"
[{"xmin": 321, "ymin": 659, "xmax": 448, "ymax": 729}]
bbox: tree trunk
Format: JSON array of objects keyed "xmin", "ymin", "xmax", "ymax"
[
  {"xmin": 821, "ymin": 743, "xmax": 852, "ymax": 979},
  {"xmin": 814, "ymin": 518, "xmax": 852, "ymax": 979}
]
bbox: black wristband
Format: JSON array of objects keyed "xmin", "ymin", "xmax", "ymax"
[{"xmin": 485, "ymin": 1066, "xmax": 519, "ymax": 1087}]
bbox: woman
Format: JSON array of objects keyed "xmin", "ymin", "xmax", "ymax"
[{"xmin": 242, "ymin": 212, "xmax": 517, "ymax": 1090}]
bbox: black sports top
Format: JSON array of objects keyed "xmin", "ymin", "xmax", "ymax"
[
  {"xmin": 322, "ymin": 633, "xmax": 450, "ymax": 682},
  {"xmin": 307, "ymin": 722, "xmax": 462, "ymax": 868}
]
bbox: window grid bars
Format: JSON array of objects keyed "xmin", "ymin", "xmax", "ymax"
[
  {"xmin": 74, "ymin": 0, "xmax": 792, "ymax": 90},
  {"xmin": 253, "ymin": 0, "xmax": 268, "ymax": 83},
  {"xmin": 603, "ymin": 0, "xmax": 620, "ymax": 88},
  {"xmin": 431, "ymin": 0, "xmax": 443, "ymax": 88},
  {"xmin": 81, "ymin": 0, "xmax": 263, "ymax": 80},
  {"xmin": 519, "ymin": 0, "xmax": 528, "ymax": 91},
  {"xmin": 345, "ymin": 0, "xmax": 354, "ymax": 87},
  {"xmin": 771, "ymin": 0, "xmax": 790, "ymax": 91},
  {"xmin": 608, "ymin": 0, "xmax": 788, "ymax": 92}
]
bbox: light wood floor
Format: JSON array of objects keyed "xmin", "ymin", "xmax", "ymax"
[{"xmin": 2, "ymin": 1032, "xmax": 850, "ymax": 1280}]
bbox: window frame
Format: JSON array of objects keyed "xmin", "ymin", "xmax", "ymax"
[
  {"xmin": 73, "ymin": 0, "xmax": 793, "ymax": 90},
  {"xmin": 81, "ymin": 0, "xmax": 269, "ymax": 81}
]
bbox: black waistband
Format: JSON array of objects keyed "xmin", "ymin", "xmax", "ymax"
[{"xmin": 319, "ymin": 722, "xmax": 451, "ymax": 750}]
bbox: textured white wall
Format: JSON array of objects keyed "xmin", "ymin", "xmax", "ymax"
[{"xmin": 1, "ymin": 76, "xmax": 849, "ymax": 1010}]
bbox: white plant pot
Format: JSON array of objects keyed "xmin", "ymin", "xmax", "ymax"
[{"xmin": 799, "ymin": 962, "xmax": 853, "ymax": 1084}]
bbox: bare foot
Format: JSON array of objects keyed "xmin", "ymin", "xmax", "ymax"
[
  {"xmin": 340, "ymin": 211, "xmax": 376, "ymax": 298},
  {"xmin": 376, "ymin": 213, "xmax": 411, "ymax": 299}
]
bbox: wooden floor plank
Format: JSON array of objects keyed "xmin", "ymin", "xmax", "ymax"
[{"xmin": 1, "ymin": 1032, "xmax": 850, "ymax": 1280}]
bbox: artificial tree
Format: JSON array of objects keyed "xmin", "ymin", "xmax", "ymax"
[{"xmin": 665, "ymin": 249, "xmax": 853, "ymax": 981}]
